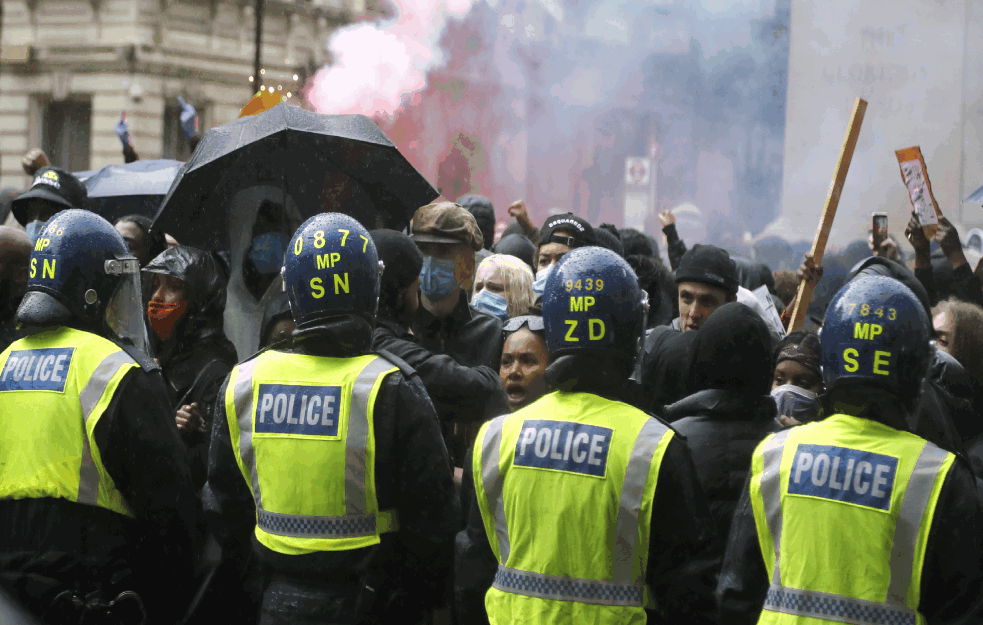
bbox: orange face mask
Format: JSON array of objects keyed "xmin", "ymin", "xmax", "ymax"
[{"xmin": 147, "ymin": 300, "xmax": 188, "ymax": 340}]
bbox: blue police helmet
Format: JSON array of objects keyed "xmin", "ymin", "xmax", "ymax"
[
  {"xmin": 821, "ymin": 274, "xmax": 931, "ymax": 406},
  {"xmin": 16, "ymin": 209, "xmax": 134, "ymax": 328},
  {"xmin": 283, "ymin": 213, "xmax": 381, "ymax": 328},
  {"xmin": 543, "ymin": 246, "xmax": 645, "ymax": 364}
]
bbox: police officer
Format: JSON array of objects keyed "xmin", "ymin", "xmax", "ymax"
[
  {"xmin": 0, "ymin": 210, "xmax": 198, "ymax": 623},
  {"xmin": 456, "ymin": 246, "xmax": 720, "ymax": 624},
  {"xmin": 717, "ymin": 274, "xmax": 983, "ymax": 624},
  {"xmin": 203, "ymin": 213, "xmax": 459, "ymax": 624}
]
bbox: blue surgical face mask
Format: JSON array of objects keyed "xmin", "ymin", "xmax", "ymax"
[
  {"xmin": 25, "ymin": 220, "xmax": 46, "ymax": 244},
  {"xmin": 532, "ymin": 264, "xmax": 554, "ymax": 297},
  {"xmin": 771, "ymin": 384, "xmax": 820, "ymax": 424},
  {"xmin": 420, "ymin": 256, "xmax": 460, "ymax": 300},
  {"xmin": 473, "ymin": 289, "xmax": 509, "ymax": 320},
  {"xmin": 249, "ymin": 232, "xmax": 287, "ymax": 276}
]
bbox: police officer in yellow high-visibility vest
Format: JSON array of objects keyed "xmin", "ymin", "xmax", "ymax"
[
  {"xmin": 0, "ymin": 209, "xmax": 198, "ymax": 623},
  {"xmin": 456, "ymin": 246, "xmax": 721, "ymax": 625},
  {"xmin": 717, "ymin": 274, "xmax": 983, "ymax": 624},
  {"xmin": 203, "ymin": 213, "xmax": 459, "ymax": 625}
]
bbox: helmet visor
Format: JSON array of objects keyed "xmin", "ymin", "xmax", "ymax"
[
  {"xmin": 629, "ymin": 290, "xmax": 650, "ymax": 382},
  {"xmin": 104, "ymin": 259, "xmax": 151, "ymax": 357}
]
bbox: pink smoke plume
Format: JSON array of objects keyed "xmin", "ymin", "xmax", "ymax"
[{"xmin": 308, "ymin": 0, "xmax": 474, "ymax": 117}]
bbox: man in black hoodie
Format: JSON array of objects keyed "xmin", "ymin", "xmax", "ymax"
[{"xmin": 662, "ymin": 302, "xmax": 777, "ymax": 541}]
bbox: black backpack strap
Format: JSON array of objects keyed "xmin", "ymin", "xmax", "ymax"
[{"xmin": 374, "ymin": 349, "xmax": 417, "ymax": 379}]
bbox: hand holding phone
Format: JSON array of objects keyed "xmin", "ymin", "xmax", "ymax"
[{"xmin": 872, "ymin": 213, "xmax": 888, "ymax": 250}]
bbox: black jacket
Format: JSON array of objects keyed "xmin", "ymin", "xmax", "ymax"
[
  {"xmin": 163, "ymin": 335, "xmax": 238, "ymax": 491},
  {"xmin": 665, "ymin": 390, "xmax": 777, "ymax": 541},
  {"xmin": 372, "ymin": 318, "xmax": 509, "ymax": 425},
  {"xmin": 665, "ymin": 302, "xmax": 777, "ymax": 542},
  {"xmin": 411, "ymin": 292, "xmax": 503, "ymax": 371},
  {"xmin": 663, "ymin": 223, "xmax": 688, "ymax": 271},
  {"xmin": 0, "ymin": 353, "xmax": 198, "ymax": 624},
  {"xmin": 203, "ymin": 319, "xmax": 460, "ymax": 622},
  {"xmin": 909, "ymin": 350, "xmax": 978, "ymax": 456},
  {"xmin": 455, "ymin": 357, "xmax": 720, "ymax": 625},
  {"xmin": 716, "ymin": 418, "xmax": 983, "ymax": 625}
]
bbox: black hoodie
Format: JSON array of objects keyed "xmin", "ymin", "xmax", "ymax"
[
  {"xmin": 639, "ymin": 326, "xmax": 699, "ymax": 416},
  {"xmin": 664, "ymin": 302, "xmax": 778, "ymax": 542}
]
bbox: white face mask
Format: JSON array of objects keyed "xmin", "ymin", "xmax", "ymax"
[
  {"xmin": 770, "ymin": 384, "xmax": 820, "ymax": 423},
  {"xmin": 533, "ymin": 264, "xmax": 554, "ymax": 297}
]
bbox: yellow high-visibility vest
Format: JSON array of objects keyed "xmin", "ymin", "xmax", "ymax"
[
  {"xmin": 226, "ymin": 350, "xmax": 400, "ymax": 556},
  {"xmin": 0, "ymin": 327, "xmax": 138, "ymax": 517},
  {"xmin": 749, "ymin": 413, "xmax": 954, "ymax": 625},
  {"xmin": 473, "ymin": 391, "xmax": 673, "ymax": 624}
]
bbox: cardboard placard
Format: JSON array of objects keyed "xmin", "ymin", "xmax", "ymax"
[{"xmin": 896, "ymin": 146, "xmax": 942, "ymax": 240}]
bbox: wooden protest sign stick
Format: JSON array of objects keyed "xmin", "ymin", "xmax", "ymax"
[{"xmin": 789, "ymin": 97, "xmax": 868, "ymax": 331}]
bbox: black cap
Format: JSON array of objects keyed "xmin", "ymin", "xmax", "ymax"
[
  {"xmin": 370, "ymin": 229, "xmax": 424, "ymax": 296},
  {"xmin": 674, "ymin": 244, "xmax": 738, "ymax": 296},
  {"xmin": 11, "ymin": 167, "xmax": 88, "ymax": 226},
  {"xmin": 540, "ymin": 213, "xmax": 596, "ymax": 248}
]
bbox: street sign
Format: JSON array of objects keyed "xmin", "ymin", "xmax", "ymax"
[{"xmin": 624, "ymin": 157, "xmax": 651, "ymax": 186}]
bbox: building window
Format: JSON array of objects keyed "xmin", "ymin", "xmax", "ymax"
[
  {"xmin": 42, "ymin": 99, "xmax": 92, "ymax": 173},
  {"xmin": 162, "ymin": 100, "xmax": 203, "ymax": 161}
]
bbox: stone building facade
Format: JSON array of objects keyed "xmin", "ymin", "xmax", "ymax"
[{"xmin": 0, "ymin": 0, "xmax": 367, "ymax": 188}]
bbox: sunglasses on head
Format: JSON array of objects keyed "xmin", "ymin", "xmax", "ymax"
[{"xmin": 503, "ymin": 315, "xmax": 545, "ymax": 333}]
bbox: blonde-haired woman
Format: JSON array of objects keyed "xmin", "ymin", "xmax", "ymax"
[{"xmin": 471, "ymin": 253, "xmax": 535, "ymax": 320}]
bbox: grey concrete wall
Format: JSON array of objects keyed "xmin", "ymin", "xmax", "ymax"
[{"xmin": 773, "ymin": 0, "xmax": 978, "ymax": 248}]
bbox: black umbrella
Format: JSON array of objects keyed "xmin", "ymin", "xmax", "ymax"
[
  {"xmin": 150, "ymin": 104, "xmax": 438, "ymax": 250},
  {"xmin": 84, "ymin": 159, "xmax": 184, "ymax": 223}
]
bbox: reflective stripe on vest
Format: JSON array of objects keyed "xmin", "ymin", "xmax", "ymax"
[
  {"xmin": 759, "ymin": 433, "xmax": 949, "ymax": 625},
  {"xmin": 481, "ymin": 416, "xmax": 668, "ymax": 607},
  {"xmin": 77, "ymin": 350, "xmax": 138, "ymax": 507},
  {"xmin": 232, "ymin": 355, "xmax": 399, "ymax": 540}
]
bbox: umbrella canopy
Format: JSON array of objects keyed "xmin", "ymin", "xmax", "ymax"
[
  {"xmin": 150, "ymin": 103, "xmax": 438, "ymax": 250},
  {"xmin": 84, "ymin": 159, "xmax": 184, "ymax": 223}
]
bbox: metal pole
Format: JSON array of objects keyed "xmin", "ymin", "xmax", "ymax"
[{"xmin": 253, "ymin": 0, "xmax": 264, "ymax": 89}]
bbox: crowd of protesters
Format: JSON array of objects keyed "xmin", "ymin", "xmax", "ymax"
[{"xmin": 2, "ymin": 98, "xmax": 983, "ymax": 625}]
